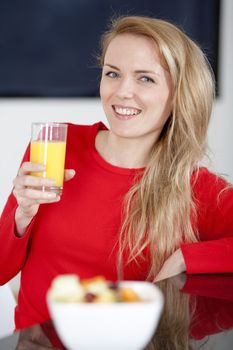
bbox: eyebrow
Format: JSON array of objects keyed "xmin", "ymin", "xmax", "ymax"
[{"xmin": 104, "ymin": 63, "xmax": 160, "ymax": 76}]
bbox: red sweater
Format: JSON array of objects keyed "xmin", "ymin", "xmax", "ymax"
[{"xmin": 0, "ymin": 122, "xmax": 233, "ymax": 330}]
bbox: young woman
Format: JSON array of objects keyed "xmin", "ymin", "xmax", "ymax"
[{"xmin": 0, "ymin": 15, "xmax": 233, "ymax": 330}]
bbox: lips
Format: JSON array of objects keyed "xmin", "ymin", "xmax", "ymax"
[{"xmin": 112, "ymin": 105, "xmax": 142, "ymax": 120}]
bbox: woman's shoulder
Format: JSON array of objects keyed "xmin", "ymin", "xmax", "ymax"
[
  {"xmin": 66, "ymin": 121, "xmax": 107, "ymax": 134},
  {"xmin": 191, "ymin": 168, "xmax": 233, "ymax": 238},
  {"xmin": 66, "ymin": 121, "xmax": 107, "ymax": 144},
  {"xmin": 191, "ymin": 167, "xmax": 231, "ymax": 187},
  {"xmin": 191, "ymin": 166, "xmax": 233, "ymax": 202}
]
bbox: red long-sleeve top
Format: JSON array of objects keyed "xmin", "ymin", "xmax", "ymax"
[{"xmin": 0, "ymin": 122, "xmax": 233, "ymax": 330}]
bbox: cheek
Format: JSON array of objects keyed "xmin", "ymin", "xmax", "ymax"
[{"xmin": 154, "ymin": 89, "xmax": 172, "ymax": 110}]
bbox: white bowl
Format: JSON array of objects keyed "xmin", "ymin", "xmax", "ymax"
[{"xmin": 47, "ymin": 281, "xmax": 164, "ymax": 350}]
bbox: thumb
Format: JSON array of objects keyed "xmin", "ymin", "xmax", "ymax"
[{"xmin": 64, "ymin": 169, "xmax": 76, "ymax": 182}]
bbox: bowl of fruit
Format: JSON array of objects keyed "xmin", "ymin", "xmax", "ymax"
[{"xmin": 47, "ymin": 275, "xmax": 164, "ymax": 350}]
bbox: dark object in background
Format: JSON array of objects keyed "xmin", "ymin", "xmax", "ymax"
[{"xmin": 0, "ymin": 0, "xmax": 220, "ymax": 97}]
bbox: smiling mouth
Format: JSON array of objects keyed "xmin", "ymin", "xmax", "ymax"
[{"xmin": 112, "ymin": 105, "xmax": 142, "ymax": 119}]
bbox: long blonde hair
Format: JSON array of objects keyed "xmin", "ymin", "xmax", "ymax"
[{"xmin": 100, "ymin": 16, "xmax": 215, "ymax": 279}]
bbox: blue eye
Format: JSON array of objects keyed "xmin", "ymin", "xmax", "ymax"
[
  {"xmin": 140, "ymin": 76, "xmax": 155, "ymax": 83},
  {"xmin": 105, "ymin": 71, "xmax": 119, "ymax": 78}
]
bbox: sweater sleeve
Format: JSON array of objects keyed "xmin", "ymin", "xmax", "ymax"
[
  {"xmin": 0, "ymin": 144, "xmax": 35, "ymax": 285},
  {"xmin": 181, "ymin": 168, "xmax": 233, "ymax": 274}
]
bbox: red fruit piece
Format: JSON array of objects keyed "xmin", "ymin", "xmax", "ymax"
[{"xmin": 84, "ymin": 292, "xmax": 97, "ymax": 303}]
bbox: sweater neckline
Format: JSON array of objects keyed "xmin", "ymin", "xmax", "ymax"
[{"xmin": 90, "ymin": 122, "xmax": 145, "ymax": 176}]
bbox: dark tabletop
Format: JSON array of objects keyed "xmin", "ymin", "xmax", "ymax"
[{"xmin": 1, "ymin": 274, "xmax": 233, "ymax": 350}]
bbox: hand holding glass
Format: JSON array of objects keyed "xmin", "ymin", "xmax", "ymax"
[{"xmin": 30, "ymin": 123, "xmax": 67, "ymax": 195}]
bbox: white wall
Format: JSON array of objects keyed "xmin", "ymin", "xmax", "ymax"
[{"xmin": 0, "ymin": 0, "xmax": 232, "ymax": 292}]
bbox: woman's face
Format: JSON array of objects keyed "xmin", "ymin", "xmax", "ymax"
[{"xmin": 100, "ymin": 33, "xmax": 173, "ymax": 144}]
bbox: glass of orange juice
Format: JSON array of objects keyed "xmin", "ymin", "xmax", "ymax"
[{"xmin": 30, "ymin": 122, "xmax": 68, "ymax": 195}]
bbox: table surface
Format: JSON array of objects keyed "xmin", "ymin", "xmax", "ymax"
[{"xmin": 1, "ymin": 274, "xmax": 233, "ymax": 350}]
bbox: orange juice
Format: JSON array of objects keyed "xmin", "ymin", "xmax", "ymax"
[{"xmin": 30, "ymin": 141, "xmax": 66, "ymax": 187}]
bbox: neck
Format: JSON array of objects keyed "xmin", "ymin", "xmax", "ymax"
[{"xmin": 96, "ymin": 130, "xmax": 155, "ymax": 168}]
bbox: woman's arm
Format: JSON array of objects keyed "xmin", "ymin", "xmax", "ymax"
[
  {"xmin": 155, "ymin": 168, "xmax": 233, "ymax": 281},
  {"xmin": 181, "ymin": 168, "xmax": 233, "ymax": 274},
  {"xmin": 0, "ymin": 144, "xmax": 75, "ymax": 284}
]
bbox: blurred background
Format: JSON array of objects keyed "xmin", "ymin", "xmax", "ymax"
[{"xmin": 0, "ymin": 0, "xmax": 232, "ymax": 291}]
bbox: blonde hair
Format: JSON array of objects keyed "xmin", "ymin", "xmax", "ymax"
[{"xmin": 100, "ymin": 16, "xmax": 215, "ymax": 279}]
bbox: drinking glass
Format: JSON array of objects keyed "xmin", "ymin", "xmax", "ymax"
[{"xmin": 30, "ymin": 122, "xmax": 68, "ymax": 195}]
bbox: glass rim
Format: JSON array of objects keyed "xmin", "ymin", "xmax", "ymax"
[{"xmin": 32, "ymin": 122, "xmax": 67, "ymax": 128}]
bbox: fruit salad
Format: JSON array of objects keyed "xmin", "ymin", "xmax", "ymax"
[{"xmin": 49, "ymin": 275, "xmax": 142, "ymax": 303}]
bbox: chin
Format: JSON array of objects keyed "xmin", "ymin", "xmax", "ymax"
[{"xmin": 110, "ymin": 127, "xmax": 142, "ymax": 140}]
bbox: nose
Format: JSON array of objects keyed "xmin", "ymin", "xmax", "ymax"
[{"xmin": 116, "ymin": 77, "xmax": 135, "ymax": 99}]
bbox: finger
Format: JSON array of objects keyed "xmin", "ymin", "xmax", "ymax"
[
  {"xmin": 18, "ymin": 162, "xmax": 45, "ymax": 176},
  {"xmin": 13, "ymin": 175, "xmax": 55, "ymax": 189},
  {"xmin": 15, "ymin": 188, "xmax": 58, "ymax": 201},
  {"xmin": 17, "ymin": 195, "xmax": 60, "ymax": 209},
  {"xmin": 64, "ymin": 169, "xmax": 76, "ymax": 182}
]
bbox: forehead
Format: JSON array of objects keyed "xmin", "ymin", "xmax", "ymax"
[{"xmin": 104, "ymin": 33, "xmax": 163, "ymax": 67}]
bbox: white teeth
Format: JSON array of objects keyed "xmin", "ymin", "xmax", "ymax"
[{"xmin": 114, "ymin": 106, "xmax": 140, "ymax": 116}]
